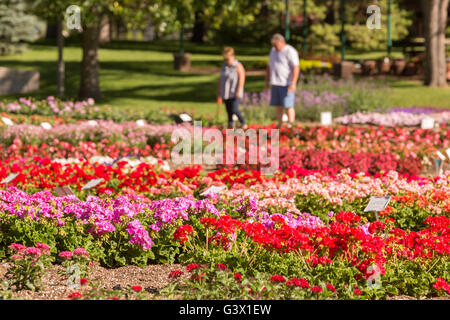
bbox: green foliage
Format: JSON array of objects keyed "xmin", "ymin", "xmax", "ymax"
[
  {"xmin": 345, "ymin": 0, "xmax": 412, "ymax": 52},
  {"xmin": 0, "ymin": 0, "xmax": 40, "ymax": 55}
]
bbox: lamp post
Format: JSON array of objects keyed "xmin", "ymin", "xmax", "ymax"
[
  {"xmin": 340, "ymin": 0, "xmax": 346, "ymax": 61},
  {"xmin": 285, "ymin": 0, "xmax": 290, "ymax": 41},
  {"xmin": 387, "ymin": 0, "xmax": 392, "ymax": 57},
  {"xmin": 303, "ymin": 0, "xmax": 307, "ymax": 56}
]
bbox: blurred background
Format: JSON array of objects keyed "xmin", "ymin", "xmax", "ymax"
[{"xmin": 0, "ymin": 0, "xmax": 449, "ymax": 124}]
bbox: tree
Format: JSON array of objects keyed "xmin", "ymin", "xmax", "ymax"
[
  {"xmin": 29, "ymin": 0, "xmax": 153, "ymax": 100},
  {"xmin": 422, "ymin": 0, "xmax": 449, "ymax": 87},
  {"xmin": 27, "ymin": 1, "xmax": 71, "ymax": 97},
  {"xmin": 0, "ymin": 0, "xmax": 40, "ymax": 55}
]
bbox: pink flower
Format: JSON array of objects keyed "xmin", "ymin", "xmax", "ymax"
[
  {"xmin": 24, "ymin": 247, "xmax": 42, "ymax": 257},
  {"xmin": 9, "ymin": 243, "xmax": 26, "ymax": 252},
  {"xmin": 73, "ymin": 248, "xmax": 89, "ymax": 257},
  {"xmin": 59, "ymin": 251, "xmax": 73, "ymax": 259}
]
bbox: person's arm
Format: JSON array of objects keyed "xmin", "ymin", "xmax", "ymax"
[
  {"xmin": 217, "ymin": 77, "xmax": 222, "ymax": 105},
  {"xmin": 288, "ymin": 65, "xmax": 300, "ymax": 93},
  {"xmin": 288, "ymin": 49, "xmax": 300, "ymax": 92},
  {"xmin": 236, "ymin": 63, "xmax": 245, "ymax": 98}
]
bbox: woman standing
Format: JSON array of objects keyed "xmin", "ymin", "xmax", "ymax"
[{"xmin": 217, "ymin": 47, "xmax": 247, "ymax": 129}]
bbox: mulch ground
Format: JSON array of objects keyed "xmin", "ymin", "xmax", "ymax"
[
  {"xmin": 0, "ymin": 262, "xmax": 188, "ymax": 300},
  {"xmin": 1, "ymin": 262, "xmax": 448, "ymax": 300}
]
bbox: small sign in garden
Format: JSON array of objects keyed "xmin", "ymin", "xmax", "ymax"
[
  {"xmin": 200, "ymin": 185, "xmax": 227, "ymax": 196},
  {"xmin": 81, "ymin": 178, "xmax": 103, "ymax": 190},
  {"xmin": 54, "ymin": 186, "xmax": 75, "ymax": 196},
  {"xmin": 1, "ymin": 173, "xmax": 19, "ymax": 184},
  {"xmin": 364, "ymin": 196, "xmax": 391, "ymax": 221},
  {"xmin": 364, "ymin": 196, "xmax": 391, "ymax": 212}
]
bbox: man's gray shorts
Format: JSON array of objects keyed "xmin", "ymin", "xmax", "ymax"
[{"xmin": 270, "ymin": 85, "xmax": 295, "ymax": 108}]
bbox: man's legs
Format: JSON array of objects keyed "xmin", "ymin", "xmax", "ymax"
[
  {"xmin": 287, "ymin": 107, "xmax": 295, "ymax": 123},
  {"xmin": 277, "ymin": 106, "xmax": 283, "ymax": 128}
]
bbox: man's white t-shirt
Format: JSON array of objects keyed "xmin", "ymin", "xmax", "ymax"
[{"xmin": 268, "ymin": 44, "xmax": 300, "ymax": 86}]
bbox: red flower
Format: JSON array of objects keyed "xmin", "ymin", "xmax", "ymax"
[
  {"xmin": 311, "ymin": 286, "xmax": 323, "ymax": 293},
  {"xmin": 68, "ymin": 292, "xmax": 83, "ymax": 299},
  {"xmin": 286, "ymin": 278, "xmax": 309, "ymax": 289},
  {"xmin": 234, "ymin": 273, "xmax": 242, "ymax": 282},
  {"xmin": 80, "ymin": 278, "xmax": 89, "ymax": 286},
  {"xmin": 269, "ymin": 275, "xmax": 286, "ymax": 283},
  {"xmin": 433, "ymin": 277, "xmax": 450, "ymax": 294},
  {"xmin": 354, "ymin": 288, "xmax": 363, "ymax": 295},
  {"xmin": 186, "ymin": 263, "xmax": 202, "ymax": 272},
  {"xmin": 169, "ymin": 270, "xmax": 184, "ymax": 279},
  {"xmin": 131, "ymin": 285, "xmax": 142, "ymax": 292},
  {"xmin": 173, "ymin": 224, "xmax": 195, "ymax": 243},
  {"xmin": 216, "ymin": 263, "xmax": 227, "ymax": 270},
  {"xmin": 109, "ymin": 296, "xmax": 120, "ymax": 300},
  {"xmin": 326, "ymin": 284, "xmax": 336, "ymax": 292}
]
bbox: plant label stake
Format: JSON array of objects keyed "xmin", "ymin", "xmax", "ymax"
[
  {"xmin": 82, "ymin": 178, "xmax": 103, "ymax": 191},
  {"xmin": 2, "ymin": 117, "xmax": 14, "ymax": 126},
  {"xmin": 1, "ymin": 173, "xmax": 19, "ymax": 184},
  {"xmin": 136, "ymin": 119, "xmax": 146, "ymax": 127},
  {"xmin": 321, "ymin": 112, "xmax": 332, "ymax": 126},
  {"xmin": 41, "ymin": 122, "xmax": 52, "ymax": 130},
  {"xmin": 364, "ymin": 196, "xmax": 391, "ymax": 221},
  {"xmin": 434, "ymin": 159, "xmax": 443, "ymax": 176},
  {"xmin": 421, "ymin": 117, "xmax": 434, "ymax": 129},
  {"xmin": 200, "ymin": 185, "xmax": 227, "ymax": 197},
  {"xmin": 179, "ymin": 113, "xmax": 192, "ymax": 122},
  {"xmin": 54, "ymin": 186, "xmax": 79, "ymax": 201}
]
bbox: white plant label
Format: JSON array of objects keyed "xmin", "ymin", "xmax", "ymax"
[
  {"xmin": 321, "ymin": 112, "xmax": 332, "ymax": 126},
  {"xmin": 87, "ymin": 120, "xmax": 98, "ymax": 126},
  {"xmin": 364, "ymin": 196, "xmax": 391, "ymax": 212},
  {"xmin": 446, "ymin": 148, "xmax": 450, "ymax": 160},
  {"xmin": 41, "ymin": 122, "xmax": 52, "ymax": 130},
  {"xmin": 200, "ymin": 185, "xmax": 227, "ymax": 196},
  {"xmin": 436, "ymin": 151, "xmax": 446, "ymax": 161},
  {"xmin": 179, "ymin": 113, "xmax": 192, "ymax": 122},
  {"xmin": 1, "ymin": 173, "xmax": 19, "ymax": 184},
  {"xmin": 82, "ymin": 178, "xmax": 103, "ymax": 190},
  {"xmin": 282, "ymin": 114, "xmax": 289, "ymax": 123},
  {"xmin": 2, "ymin": 117, "xmax": 14, "ymax": 126},
  {"xmin": 421, "ymin": 117, "xmax": 434, "ymax": 129},
  {"xmin": 136, "ymin": 119, "xmax": 146, "ymax": 127}
]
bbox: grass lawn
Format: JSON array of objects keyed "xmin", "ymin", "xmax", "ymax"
[{"xmin": 0, "ymin": 40, "xmax": 448, "ymax": 119}]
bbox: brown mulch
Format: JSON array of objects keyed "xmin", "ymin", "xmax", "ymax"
[
  {"xmin": 1, "ymin": 262, "xmax": 448, "ymax": 300},
  {"xmin": 0, "ymin": 262, "xmax": 187, "ymax": 300}
]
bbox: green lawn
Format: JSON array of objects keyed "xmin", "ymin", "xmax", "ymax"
[{"xmin": 0, "ymin": 40, "xmax": 449, "ymax": 118}]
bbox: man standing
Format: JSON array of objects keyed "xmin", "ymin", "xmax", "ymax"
[{"xmin": 265, "ymin": 33, "xmax": 300, "ymax": 127}]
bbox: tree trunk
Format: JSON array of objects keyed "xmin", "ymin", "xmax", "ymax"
[
  {"xmin": 56, "ymin": 19, "xmax": 65, "ymax": 98},
  {"xmin": 192, "ymin": 10, "xmax": 206, "ymax": 43},
  {"xmin": 422, "ymin": 0, "xmax": 449, "ymax": 87},
  {"xmin": 78, "ymin": 23, "xmax": 102, "ymax": 100}
]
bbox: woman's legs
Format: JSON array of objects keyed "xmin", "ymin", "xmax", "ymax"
[
  {"xmin": 225, "ymin": 98, "xmax": 246, "ymax": 128},
  {"xmin": 230, "ymin": 98, "xmax": 246, "ymax": 127},
  {"xmin": 224, "ymin": 99, "xmax": 234, "ymax": 128}
]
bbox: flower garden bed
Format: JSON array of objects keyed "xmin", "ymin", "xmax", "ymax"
[{"xmin": 0, "ymin": 100, "xmax": 449, "ymax": 300}]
